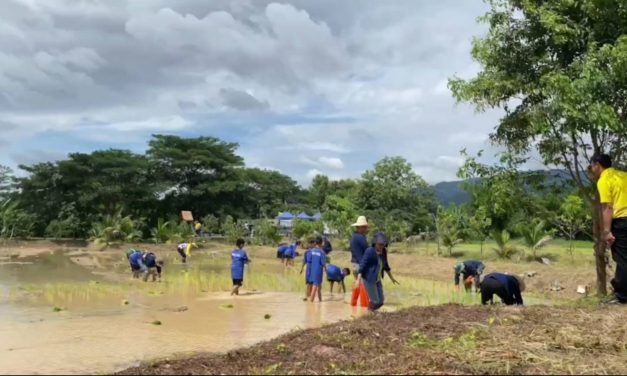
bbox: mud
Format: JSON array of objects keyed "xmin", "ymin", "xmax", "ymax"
[{"xmin": 118, "ymin": 304, "xmax": 627, "ymax": 375}]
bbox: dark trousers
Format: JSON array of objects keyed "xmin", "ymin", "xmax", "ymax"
[
  {"xmin": 177, "ymin": 248, "xmax": 187, "ymax": 263},
  {"xmin": 481, "ymin": 278, "xmax": 513, "ymax": 305},
  {"xmin": 611, "ymin": 218, "xmax": 627, "ymax": 301}
]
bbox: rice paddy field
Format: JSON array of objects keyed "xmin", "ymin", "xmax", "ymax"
[{"xmin": 0, "ymin": 238, "xmax": 614, "ymax": 374}]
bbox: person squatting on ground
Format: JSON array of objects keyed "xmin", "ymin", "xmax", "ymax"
[
  {"xmin": 128, "ymin": 249, "xmax": 147, "ymax": 279},
  {"xmin": 350, "ymin": 216, "xmax": 369, "ymax": 277},
  {"xmin": 300, "ymin": 238, "xmax": 315, "ymax": 300},
  {"xmin": 308, "ymin": 237, "xmax": 327, "ymax": 302},
  {"xmin": 454, "ymin": 260, "xmax": 485, "ymax": 293},
  {"xmin": 231, "ymin": 238, "xmax": 250, "ymax": 296},
  {"xmin": 357, "ymin": 232, "xmax": 399, "ymax": 312},
  {"xmin": 480, "ymin": 272, "xmax": 525, "ymax": 306},
  {"xmin": 590, "ymin": 153, "xmax": 627, "ymax": 304},
  {"xmin": 142, "ymin": 252, "xmax": 164, "ymax": 282},
  {"xmin": 326, "ymin": 265, "xmax": 350, "ymax": 293}
]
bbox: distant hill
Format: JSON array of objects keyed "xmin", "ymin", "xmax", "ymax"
[{"xmin": 432, "ymin": 169, "xmax": 577, "ymax": 207}]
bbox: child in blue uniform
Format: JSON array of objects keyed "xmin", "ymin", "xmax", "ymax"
[
  {"xmin": 326, "ymin": 265, "xmax": 350, "ymax": 293},
  {"xmin": 282, "ymin": 241, "xmax": 301, "ymax": 267},
  {"xmin": 276, "ymin": 243, "xmax": 289, "ymax": 259},
  {"xmin": 308, "ymin": 237, "xmax": 327, "ymax": 302},
  {"xmin": 300, "ymin": 238, "xmax": 315, "ymax": 300},
  {"xmin": 128, "ymin": 250, "xmax": 147, "ymax": 279},
  {"xmin": 231, "ymin": 238, "xmax": 250, "ymax": 296},
  {"xmin": 142, "ymin": 252, "xmax": 164, "ymax": 282}
]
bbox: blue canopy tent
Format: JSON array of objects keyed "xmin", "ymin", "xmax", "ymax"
[
  {"xmin": 277, "ymin": 212, "xmax": 294, "ymax": 220},
  {"xmin": 312, "ymin": 212, "xmax": 322, "ymax": 221},
  {"xmin": 277, "ymin": 212, "xmax": 294, "ymax": 229},
  {"xmin": 296, "ymin": 212, "xmax": 313, "ymax": 221}
]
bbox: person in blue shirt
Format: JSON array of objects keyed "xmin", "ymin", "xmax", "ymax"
[
  {"xmin": 480, "ymin": 272, "xmax": 525, "ymax": 305},
  {"xmin": 357, "ymin": 232, "xmax": 399, "ymax": 312},
  {"xmin": 128, "ymin": 249, "xmax": 147, "ymax": 279},
  {"xmin": 350, "ymin": 216, "xmax": 369, "ymax": 277},
  {"xmin": 231, "ymin": 238, "xmax": 250, "ymax": 296},
  {"xmin": 276, "ymin": 243, "xmax": 289, "ymax": 259},
  {"xmin": 326, "ymin": 265, "xmax": 350, "ymax": 293},
  {"xmin": 282, "ymin": 241, "xmax": 301, "ymax": 267},
  {"xmin": 299, "ymin": 238, "xmax": 315, "ymax": 300},
  {"xmin": 142, "ymin": 252, "xmax": 164, "ymax": 282},
  {"xmin": 454, "ymin": 260, "xmax": 486, "ymax": 293},
  {"xmin": 308, "ymin": 236, "xmax": 327, "ymax": 302}
]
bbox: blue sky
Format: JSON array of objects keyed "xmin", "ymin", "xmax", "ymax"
[{"xmin": 0, "ymin": 0, "xmax": 515, "ymax": 186}]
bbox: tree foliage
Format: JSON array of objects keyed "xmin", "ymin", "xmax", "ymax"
[{"xmin": 450, "ymin": 0, "xmax": 627, "ymax": 294}]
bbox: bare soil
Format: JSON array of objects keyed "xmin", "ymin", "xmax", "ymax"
[{"xmin": 116, "ymin": 304, "xmax": 627, "ymax": 375}]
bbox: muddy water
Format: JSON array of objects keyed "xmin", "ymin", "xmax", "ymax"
[{"xmin": 0, "ymin": 251, "xmax": 363, "ymax": 375}]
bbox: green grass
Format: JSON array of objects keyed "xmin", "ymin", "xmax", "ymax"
[{"xmin": 395, "ymin": 239, "xmax": 595, "ymax": 265}]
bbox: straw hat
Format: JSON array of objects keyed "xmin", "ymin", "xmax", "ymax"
[{"xmin": 351, "ymin": 216, "xmax": 368, "ymax": 227}]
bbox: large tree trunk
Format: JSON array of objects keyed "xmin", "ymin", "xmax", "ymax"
[{"xmin": 592, "ymin": 191, "xmax": 608, "ymax": 296}]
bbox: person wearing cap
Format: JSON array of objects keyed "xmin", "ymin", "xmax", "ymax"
[
  {"xmin": 590, "ymin": 153, "xmax": 627, "ymax": 304},
  {"xmin": 350, "ymin": 216, "xmax": 369, "ymax": 277},
  {"xmin": 142, "ymin": 252, "xmax": 164, "ymax": 282},
  {"xmin": 454, "ymin": 260, "xmax": 485, "ymax": 293},
  {"xmin": 357, "ymin": 232, "xmax": 395, "ymax": 311},
  {"xmin": 308, "ymin": 236, "xmax": 327, "ymax": 302},
  {"xmin": 480, "ymin": 272, "xmax": 525, "ymax": 305}
]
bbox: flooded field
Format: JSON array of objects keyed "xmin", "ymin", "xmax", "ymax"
[{"xmin": 0, "ymin": 243, "xmax": 565, "ymax": 374}]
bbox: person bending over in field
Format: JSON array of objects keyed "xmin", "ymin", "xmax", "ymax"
[
  {"xmin": 326, "ymin": 265, "xmax": 350, "ymax": 293},
  {"xmin": 176, "ymin": 242, "xmax": 195, "ymax": 264},
  {"xmin": 454, "ymin": 260, "xmax": 485, "ymax": 293},
  {"xmin": 142, "ymin": 252, "xmax": 163, "ymax": 282},
  {"xmin": 231, "ymin": 238, "xmax": 250, "ymax": 296},
  {"xmin": 128, "ymin": 249, "xmax": 147, "ymax": 279},
  {"xmin": 282, "ymin": 241, "xmax": 301, "ymax": 267},
  {"xmin": 480, "ymin": 272, "xmax": 525, "ymax": 306}
]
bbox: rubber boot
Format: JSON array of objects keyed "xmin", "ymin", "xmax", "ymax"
[{"xmin": 359, "ymin": 282, "xmax": 369, "ymax": 307}]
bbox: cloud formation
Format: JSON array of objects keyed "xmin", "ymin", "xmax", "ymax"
[{"xmin": 0, "ymin": 0, "xmax": 502, "ymax": 185}]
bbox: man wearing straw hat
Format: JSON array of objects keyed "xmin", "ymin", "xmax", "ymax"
[{"xmin": 350, "ymin": 216, "xmax": 369, "ymax": 277}]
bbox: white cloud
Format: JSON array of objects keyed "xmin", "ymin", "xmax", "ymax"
[{"xmin": 0, "ymin": 0, "xmax": 501, "ymax": 186}]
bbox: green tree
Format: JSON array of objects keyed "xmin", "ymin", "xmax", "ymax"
[
  {"xmin": 491, "ymin": 229, "xmax": 520, "ymax": 260},
  {"xmin": 439, "ymin": 223, "xmax": 463, "ymax": 257},
  {"xmin": 468, "ymin": 206, "xmax": 492, "ymax": 257},
  {"xmin": 520, "ymin": 220, "xmax": 553, "ymax": 261},
  {"xmin": 222, "ymin": 215, "xmax": 245, "ymax": 243},
  {"xmin": 358, "ymin": 157, "xmax": 436, "ymax": 233},
  {"xmin": 147, "ymin": 135, "xmax": 244, "ymax": 219},
  {"xmin": 201, "ymin": 214, "xmax": 221, "ymax": 235},
  {"xmin": 308, "ymin": 174, "xmax": 330, "ymax": 210},
  {"xmin": 242, "ymin": 168, "xmax": 301, "ymax": 218},
  {"xmin": 554, "ymin": 195, "xmax": 592, "ymax": 259},
  {"xmin": 0, "ymin": 165, "xmax": 14, "ymax": 200},
  {"xmin": 252, "ymin": 219, "xmax": 281, "ymax": 246},
  {"xmin": 450, "ymin": 0, "xmax": 627, "ymax": 294},
  {"xmin": 292, "ymin": 220, "xmax": 324, "ymax": 240}
]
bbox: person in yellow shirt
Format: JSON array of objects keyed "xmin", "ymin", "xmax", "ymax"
[{"xmin": 590, "ymin": 153, "xmax": 627, "ymax": 304}]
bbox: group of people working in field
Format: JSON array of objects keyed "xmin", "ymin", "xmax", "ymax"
[{"xmin": 121, "ymin": 152, "xmax": 627, "ymax": 309}]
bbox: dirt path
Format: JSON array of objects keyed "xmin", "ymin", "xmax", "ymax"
[{"xmin": 117, "ymin": 304, "xmax": 627, "ymax": 375}]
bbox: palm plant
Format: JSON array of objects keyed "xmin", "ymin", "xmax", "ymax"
[
  {"xmin": 521, "ymin": 220, "xmax": 553, "ymax": 260},
  {"xmin": 439, "ymin": 224, "xmax": 463, "ymax": 257},
  {"xmin": 491, "ymin": 229, "xmax": 520, "ymax": 259},
  {"xmin": 89, "ymin": 207, "xmax": 143, "ymax": 246},
  {"xmin": 151, "ymin": 218, "xmax": 173, "ymax": 244}
]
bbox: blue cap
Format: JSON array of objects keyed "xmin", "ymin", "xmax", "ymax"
[{"xmin": 373, "ymin": 232, "xmax": 388, "ymax": 245}]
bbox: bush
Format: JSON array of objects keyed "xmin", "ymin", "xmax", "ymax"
[
  {"xmin": 253, "ymin": 219, "xmax": 281, "ymax": 245},
  {"xmin": 45, "ymin": 215, "xmax": 81, "ymax": 239},
  {"xmin": 89, "ymin": 209, "xmax": 143, "ymax": 246},
  {"xmin": 292, "ymin": 220, "xmax": 324, "ymax": 240},
  {"xmin": 151, "ymin": 218, "xmax": 195, "ymax": 244},
  {"xmin": 223, "ymin": 215, "xmax": 245, "ymax": 243},
  {"xmin": 1, "ymin": 199, "xmax": 35, "ymax": 239},
  {"xmin": 201, "ymin": 214, "xmax": 220, "ymax": 235}
]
